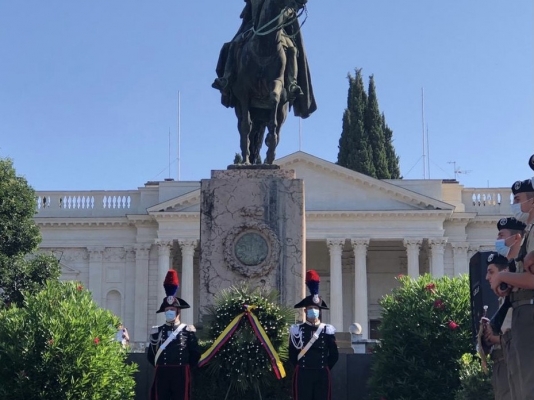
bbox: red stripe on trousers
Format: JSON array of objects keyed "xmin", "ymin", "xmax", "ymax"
[{"xmin": 292, "ymin": 365, "xmax": 299, "ymax": 399}]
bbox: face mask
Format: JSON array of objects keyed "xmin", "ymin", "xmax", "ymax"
[
  {"xmin": 511, "ymin": 202, "xmax": 531, "ymax": 223},
  {"xmin": 306, "ymin": 308, "xmax": 320, "ymax": 319},
  {"xmin": 165, "ymin": 310, "xmax": 177, "ymax": 322},
  {"xmin": 495, "ymin": 239, "xmax": 511, "ymax": 257}
]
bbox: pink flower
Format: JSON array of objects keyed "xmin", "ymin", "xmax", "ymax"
[
  {"xmin": 396, "ymin": 274, "xmax": 404, "ymax": 279},
  {"xmin": 433, "ymin": 299, "xmax": 445, "ymax": 310},
  {"xmin": 425, "ymin": 283, "xmax": 436, "ymax": 292},
  {"xmin": 76, "ymin": 285, "xmax": 83, "ymax": 292},
  {"xmin": 47, "ymin": 339, "xmax": 54, "ymax": 345},
  {"xmin": 448, "ymin": 321, "xmax": 459, "ymax": 330},
  {"xmin": 93, "ymin": 337, "xmax": 100, "ymax": 344}
]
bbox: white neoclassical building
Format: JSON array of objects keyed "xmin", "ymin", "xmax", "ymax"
[{"xmin": 34, "ymin": 152, "xmax": 510, "ymax": 347}]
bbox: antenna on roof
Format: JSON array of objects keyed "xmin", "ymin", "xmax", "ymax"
[
  {"xmin": 299, "ymin": 118, "xmax": 302, "ymax": 151},
  {"xmin": 177, "ymin": 91, "xmax": 181, "ymax": 181},
  {"xmin": 447, "ymin": 161, "xmax": 472, "ymax": 181},
  {"xmin": 421, "ymin": 88, "xmax": 426, "ymax": 179}
]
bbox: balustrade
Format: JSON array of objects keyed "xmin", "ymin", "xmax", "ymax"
[
  {"xmin": 462, "ymin": 188, "xmax": 512, "ymax": 215},
  {"xmin": 35, "ymin": 191, "xmax": 140, "ymax": 217}
]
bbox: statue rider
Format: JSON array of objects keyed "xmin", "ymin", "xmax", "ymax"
[{"xmin": 212, "ymin": 0, "xmax": 305, "ymax": 103}]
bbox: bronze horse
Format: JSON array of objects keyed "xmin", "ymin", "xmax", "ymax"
[{"xmin": 230, "ymin": 0, "xmax": 312, "ymax": 165}]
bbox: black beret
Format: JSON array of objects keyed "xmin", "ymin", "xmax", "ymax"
[
  {"xmin": 511, "ymin": 179, "xmax": 534, "ymax": 194},
  {"xmin": 486, "ymin": 252, "xmax": 509, "ymax": 266},
  {"xmin": 497, "ymin": 217, "xmax": 526, "ymax": 232},
  {"xmin": 529, "ymin": 154, "xmax": 534, "ymax": 171}
]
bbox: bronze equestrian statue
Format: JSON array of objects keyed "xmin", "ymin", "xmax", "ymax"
[{"xmin": 212, "ymin": 0, "xmax": 316, "ymax": 165}]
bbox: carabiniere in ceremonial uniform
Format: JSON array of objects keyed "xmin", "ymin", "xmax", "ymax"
[
  {"xmin": 289, "ymin": 270, "xmax": 339, "ymax": 400},
  {"xmin": 147, "ymin": 270, "xmax": 200, "ymax": 400}
]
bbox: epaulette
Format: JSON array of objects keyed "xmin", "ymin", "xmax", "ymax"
[
  {"xmin": 185, "ymin": 324, "xmax": 196, "ymax": 332},
  {"xmin": 325, "ymin": 324, "xmax": 336, "ymax": 335},
  {"xmin": 150, "ymin": 325, "xmax": 160, "ymax": 335},
  {"xmin": 290, "ymin": 324, "xmax": 300, "ymax": 336}
]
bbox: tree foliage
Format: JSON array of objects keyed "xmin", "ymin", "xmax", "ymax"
[
  {"xmin": 369, "ymin": 274, "xmax": 473, "ymax": 400},
  {"xmin": 0, "ymin": 158, "xmax": 41, "ymax": 257},
  {"xmin": 455, "ymin": 353, "xmax": 493, "ymax": 400},
  {"xmin": 0, "ymin": 157, "xmax": 60, "ymax": 307},
  {"xmin": 0, "ymin": 280, "xmax": 137, "ymax": 399},
  {"xmin": 337, "ymin": 70, "xmax": 401, "ymax": 179},
  {"xmin": 365, "ymin": 75, "xmax": 390, "ymax": 179}
]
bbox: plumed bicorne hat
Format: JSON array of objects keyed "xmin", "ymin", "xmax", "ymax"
[
  {"xmin": 497, "ymin": 217, "xmax": 526, "ymax": 232},
  {"xmin": 529, "ymin": 154, "xmax": 534, "ymax": 172},
  {"xmin": 156, "ymin": 270, "xmax": 190, "ymax": 313},
  {"xmin": 294, "ymin": 270, "xmax": 329, "ymax": 309},
  {"xmin": 486, "ymin": 251, "xmax": 510, "ymax": 267}
]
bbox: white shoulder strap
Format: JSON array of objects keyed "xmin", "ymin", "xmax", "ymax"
[
  {"xmin": 154, "ymin": 323, "xmax": 186, "ymax": 364},
  {"xmin": 297, "ymin": 323, "xmax": 325, "ymax": 361}
]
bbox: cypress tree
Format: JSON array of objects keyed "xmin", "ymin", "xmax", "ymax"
[
  {"xmin": 382, "ymin": 113, "xmax": 402, "ymax": 179},
  {"xmin": 337, "ymin": 69, "xmax": 375, "ymax": 176},
  {"xmin": 364, "ymin": 75, "xmax": 390, "ymax": 179}
]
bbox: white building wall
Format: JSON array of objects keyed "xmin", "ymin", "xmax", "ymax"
[{"xmin": 33, "ymin": 153, "xmax": 513, "ymax": 342}]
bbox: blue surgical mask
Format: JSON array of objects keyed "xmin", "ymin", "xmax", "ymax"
[
  {"xmin": 495, "ymin": 239, "xmax": 510, "ymax": 257},
  {"xmin": 306, "ymin": 308, "xmax": 320, "ymax": 319},
  {"xmin": 511, "ymin": 202, "xmax": 530, "ymax": 223},
  {"xmin": 165, "ymin": 310, "xmax": 177, "ymax": 322}
]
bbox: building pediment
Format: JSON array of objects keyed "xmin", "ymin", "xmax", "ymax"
[
  {"xmin": 146, "ymin": 152, "xmax": 455, "ymax": 214},
  {"xmin": 59, "ymin": 262, "xmax": 80, "ymax": 281},
  {"xmin": 276, "ymin": 152, "xmax": 455, "ymax": 211},
  {"xmin": 147, "ymin": 189, "xmax": 201, "ymax": 213}
]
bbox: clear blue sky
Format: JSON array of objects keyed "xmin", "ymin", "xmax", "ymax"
[{"xmin": 1, "ymin": 0, "xmax": 532, "ymax": 191}]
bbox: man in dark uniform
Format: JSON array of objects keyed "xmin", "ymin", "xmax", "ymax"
[
  {"xmin": 491, "ymin": 178, "xmax": 534, "ymax": 400},
  {"xmin": 492, "ymin": 217, "xmax": 526, "ymax": 400},
  {"xmin": 289, "ymin": 270, "xmax": 338, "ymax": 400},
  {"xmin": 147, "ymin": 270, "xmax": 200, "ymax": 400},
  {"xmin": 483, "ymin": 252, "xmax": 513, "ymax": 400}
]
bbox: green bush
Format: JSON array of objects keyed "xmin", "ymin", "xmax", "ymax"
[
  {"xmin": 195, "ymin": 284, "xmax": 294, "ymax": 399},
  {"xmin": 0, "ymin": 280, "xmax": 137, "ymax": 399},
  {"xmin": 455, "ymin": 353, "xmax": 493, "ymax": 400},
  {"xmin": 369, "ymin": 274, "xmax": 472, "ymax": 400}
]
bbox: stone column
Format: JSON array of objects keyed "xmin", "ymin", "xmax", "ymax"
[
  {"xmin": 351, "ymin": 239, "xmax": 370, "ymax": 339},
  {"xmin": 87, "ymin": 246, "xmax": 105, "ymax": 306},
  {"xmin": 179, "ymin": 239, "xmax": 197, "ymax": 325},
  {"xmin": 326, "ymin": 238, "xmax": 344, "ymax": 330},
  {"xmin": 156, "ymin": 240, "xmax": 173, "ymax": 323},
  {"xmin": 134, "ymin": 244, "xmax": 151, "ymax": 344},
  {"xmin": 403, "ymin": 239, "xmax": 422, "ymax": 279},
  {"xmin": 428, "ymin": 238, "xmax": 447, "ymax": 278},
  {"xmin": 451, "ymin": 242, "xmax": 470, "ymax": 275}
]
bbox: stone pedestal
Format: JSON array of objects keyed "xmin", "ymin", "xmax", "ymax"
[{"xmin": 199, "ymin": 168, "xmax": 305, "ymax": 317}]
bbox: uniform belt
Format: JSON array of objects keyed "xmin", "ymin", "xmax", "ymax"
[{"xmin": 512, "ymin": 299, "xmax": 534, "ymax": 309}]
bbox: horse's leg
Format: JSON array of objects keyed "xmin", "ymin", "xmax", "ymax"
[
  {"xmin": 235, "ymin": 101, "xmax": 252, "ymax": 165},
  {"xmin": 265, "ymin": 77, "xmax": 284, "ymax": 164},
  {"xmin": 250, "ymin": 118, "xmax": 266, "ymax": 164}
]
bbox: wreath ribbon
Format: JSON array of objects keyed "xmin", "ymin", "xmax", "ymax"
[{"xmin": 198, "ymin": 304, "xmax": 286, "ymax": 379}]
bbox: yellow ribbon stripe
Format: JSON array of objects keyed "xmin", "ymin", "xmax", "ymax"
[
  {"xmin": 198, "ymin": 312, "xmax": 244, "ymax": 366},
  {"xmin": 247, "ymin": 309, "xmax": 286, "ymax": 378},
  {"xmin": 198, "ymin": 304, "xmax": 286, "ymax": 379}
]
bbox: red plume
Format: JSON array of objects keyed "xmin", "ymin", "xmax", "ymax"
[
  {"xmin": 306, "ymin": 270, "xmax": 320, "ymax": 283},
  {"xmin": 163, "ymin": 270, "xmax": 179, "ymax": 297},
  {"xmin": 305, "ymin": 270, "xmax": 320, "ymax": 297}
]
